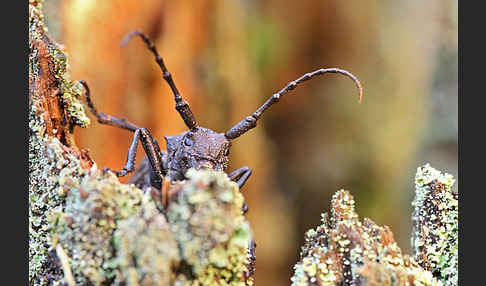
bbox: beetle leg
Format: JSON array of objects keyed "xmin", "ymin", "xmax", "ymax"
[
  {"xmin": 161, "ymin": 179, "xmax": 172, "ymax": 209},
  {"xmin": 228, "ymin": 166, "xmax": 253, "ymax": 189},
  {"xmin": 146, "ymin": 186, "xmax": 165, "ymax": 212},
  {"xmin": 244, "ymin": 239, "xmax": 257, "ymax": 281},
  {"xmin": 103, "ymin": 128, "xmax": 165, "ymax": 189},
  {"xmin": 127, "ymin": 156, "xmax": 152, "ymax": 189},
  {"xmin": 228, "ymin": 166, "xmax": 253, "ymax": 214},
  {"xmin": 129, "ymin": 152, "xmax": 168, "ymax": 190},
  {"xmin": 79, "ymin": 80, "xmax": 140, "ymax": 132}
]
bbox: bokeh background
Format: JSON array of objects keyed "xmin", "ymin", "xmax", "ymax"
[{"xmin": 44, "ymin": 0, "xmax": 457, "ymax": 285}]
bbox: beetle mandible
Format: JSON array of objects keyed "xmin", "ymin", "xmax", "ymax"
[{"xmin": 80, "ymin": 30, "xmax": 363, "ymax": 212}]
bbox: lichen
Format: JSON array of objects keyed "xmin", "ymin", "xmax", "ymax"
[
  {"xmin": 29, "ymin": 0, "xmax": 45, "ymax": 80},
  {"xmin": 412, "ymin": 164, "xmax": 458, "ymax": 286},
  {"xmin": 30, "ymin": 105, "xmax": 142, "ymax": 285},
  {"xmin": 48, "ymin": 171, "xmax": 144, "ymax": 285},
  {"xmin": 168, "ymin": 169, "xmax": 253, "ymax": 286},
  {"xmin": 29, "ymin": 0, "xmax": 48, "ymax": 43},
  {"xmin": 29, "ymin": 109, "xmax": 89, "ymax": 285},
  {"xmin": 29, "ymin": 0, "xmax": 90, "ymax": 129},
  {"xmin": 29, "ymin": 1, "xmax": 256, "ymax": 285},
  {"xmin": 114, "ymin": 193, "xmax": 180, "ymax": 285},
  {"xmin": 291, "ymin": 190, "xmax": 443, "ymax": 286},
  {"xmin": 31, "ymin": 149, "xmax": 254, "ymax": 285},
  {"xmin": 52, "ymin": 48, "xmax": 91, "ymax": 128},
  {"xmin": 29, "ymin": 2, "xmax": 94, "ymax": 282},
  {"xmin": 30, "ymin": 123, "xmax": 254, "ymax": 285}
]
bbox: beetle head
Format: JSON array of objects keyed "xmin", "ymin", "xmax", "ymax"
[{"xmin": 165, "ymin": 127, "xmax": 231, "ymax": 180}]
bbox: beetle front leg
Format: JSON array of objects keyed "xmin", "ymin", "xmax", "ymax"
[
  {"xmin": 103, "ymin": 128, "xmax": 165, "ymax": 189},
  {"xmin": 244, "ymin": 239, "xmax": 257, "ymax": 281},
  {"xmin": 102, "ymin": 128, "xmax": 141, "ymax": 176},
  {"xmin": 228, "ymin": 166, "xmax": 253, "ymax": 189},
  {"xmin": 228, "ymin": 166, "xmax": 253, "ymax": 214}
]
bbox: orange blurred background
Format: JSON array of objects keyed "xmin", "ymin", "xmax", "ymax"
[{"xmin": 44, "ymin": 0, "xmax": 457, "ymax": 285}]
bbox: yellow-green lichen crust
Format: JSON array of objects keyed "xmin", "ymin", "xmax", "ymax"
[
  {"xmin": 412, "ymin": 164, "xmax": 458, "ymax": 286},
  {"xmin": 291, "ymin": 190, "xmax": 443, "ymax": 286},
  {"xmin": 29, "ymin": 70, "xmax": 91, "ymax": 284},
  {"xmin": 49, "ymin": 171, "xmax": 144, "ymax": 285},
  {"xmin": 29, "ymin": 0, "xmax": 90, "ymax": 129},
  {"xmin": 29, "ymin": 1, "xmax": 92, "ymax": 282},
  {"xmin": 29, "ymin": 120, "xmax": 86, "ymax": 285},
  {"xmin": 52, "ymin": 49, "xmax": 91, "ymax": 128},
  {"xmin": 168, "ymin": 169, "xmax": 253, "ymax": 286},
  {"xmin": 113, "ymin": 193, "xmax": 180, "ymax": 285},
  {"xmin": 29, "ymin": 1, "xmax": 255, "ymax": 285}
]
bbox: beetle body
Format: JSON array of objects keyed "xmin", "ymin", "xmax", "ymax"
[
  {"xmin": 81, "ymin": 29, "xmax": 362, "ymax": 208},
  {"xmin": 80, "ymin": 30, "xmax": 363, "ymax": 282}
]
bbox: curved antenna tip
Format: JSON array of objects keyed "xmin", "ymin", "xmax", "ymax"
[
  {"xmin": 358, "ymin": 85, "xmax": 363, "ymax": 104},
  {"xmin": 120, "ymin": 29, "xmax": 143, "ymax": 47},
  {"xmin": 341, "ymin": 68, "xmax": 363, "ymax": 104},
  {"xmin": 335, "ymin": 68, "xmax": 363, "ymax": 104},
  {"xmin": 357, "ymin": 78, "xmax": 363, "ymax": 103}
]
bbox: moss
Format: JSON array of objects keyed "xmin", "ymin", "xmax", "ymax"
[
  {"xmin": 412, "ymin": 164, "xmax": 458, "ymax": 286},
  {"xmin": 291, "ymin": 190, "xmax": 443, "ymax": 286},
  {"xmin": 168, "ymin": 169, "xmax": 253, "ymax": 286}
]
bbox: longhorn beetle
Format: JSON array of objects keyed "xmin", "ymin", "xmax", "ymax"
[
  {"xmin": 80, "ymin": 30, "xmax": 363, "ymax": 207},
  {"xmin": 80, "ymin": 30, "xmax": 362, "ymax": 278}
]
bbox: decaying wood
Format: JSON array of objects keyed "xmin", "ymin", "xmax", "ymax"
[
  {"xmin": 290, "ymin": 189, "xmax": 454, "ymax": 286},
  {"xmin": 29, "ymin": 1, "xmax": 254, "ymax": 285}
]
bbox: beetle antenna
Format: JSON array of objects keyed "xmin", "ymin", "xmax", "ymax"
[
  {"xmin": 122, "ymin": 30, "xmax": 198, "ymax": 130},
  {"xmin": 225, "ymin": 68, "xmax": 363, "ymax": 139}
]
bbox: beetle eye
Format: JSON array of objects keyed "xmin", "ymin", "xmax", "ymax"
[{"xmin": 184, "ymin": 137, "xmax": 192, "ymax": 147}]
